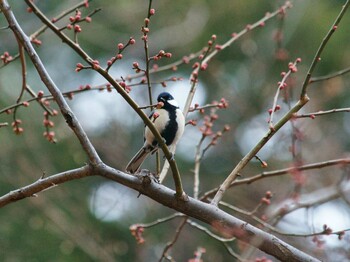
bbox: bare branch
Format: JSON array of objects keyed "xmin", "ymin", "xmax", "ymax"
[
  {"xmin": 296, "ymin": 108, "xmax": 350, "ymax": 119},
  {"xmin": 310, "ymin": 66, "xmax": 350, "ymax": 84},
  {"xmin": 0, "ymin": 0, "xmax": 102, "ymax": 166},
  {"xmin": 300, "ymin": 1, "xmax": 350, "ymax": 98},
  {"xmin": 202, "ymin": 158, "xmax": 350, "ymax": 200},
  {"xmin": 0, "ymin": 162, "xmax": 321, "ymax": 261},
  {"xmin": 211, "ymin": 0, "xmax": 350, "ymax": 206}
]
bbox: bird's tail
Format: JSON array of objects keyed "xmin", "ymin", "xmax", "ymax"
[{"xmin": 126, "ymin": 147, "xmax": 153, "ymax": 174}]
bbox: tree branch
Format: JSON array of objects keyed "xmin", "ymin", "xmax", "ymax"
[
  {"xmin": 0, "ymin": 164, "xmax": 321, "ymax": 262},
  {"xmin": 211, "ymin": 0, "xmax": 350, "ymax": 206},
  {"xmin": 0, "ymin": 0, "xmax": 102, "ymax": 167},
  {"xmin": 202, "ymin": 157, "xmax": 350, "ymax": 200}
]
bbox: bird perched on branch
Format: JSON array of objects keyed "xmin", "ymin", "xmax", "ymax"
[{"xmin": 126, "ymin": 92, "xmax": 185, "ymax": 174}]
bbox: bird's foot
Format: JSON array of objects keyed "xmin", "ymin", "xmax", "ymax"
[{"xmin": 163, "ymin": 152, "xmax": 175, "ymax": 161}]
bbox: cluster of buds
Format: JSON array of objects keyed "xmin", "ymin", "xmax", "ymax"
[
  {"xmin": 106, "ymin": 83, "xmax": 113, "ymax": 92},
  {"xmin": 119, "ymin": 81, "xmax": 131, "ymax": 93},
  {"xmin": 132, "ymin": 62, "xmax": 142, "ymax": 73},
  {"xmin": 322, "ymin": 224, "xmax": 333, "ymax": 235},
  {"xmin": 260, "ymin": 191, "xmax": 273, "ymax": 205},
  {"xmin": 337, "ymin": 230, "xmax": 345, "ymax": 240},
  {"xmin": 76, "ymin": 60, "xmax": 100, "ymax": 71},
  {"xmin": 1, "ymin": 52, "xmax": 13, "ymax": 64},
  {"xmin": 279, "ymin": 1, "xmax": 292, "ymax": 15},
  {"xmin": 182, "ymin": 56, "xmax": 191, "ymax": 64},
  {"xmin": 43, "ymin": 111, "xmax": 58, "ymax": 143},
  {"xmin": 217, "ymin": 98, "xmax": 229, "ymax": 109},
  {"xmin": 129, "ymin": 224, "xmax": 145, "ymax": 244},
  {"xmin": 312, "ymin": 236, "xmax": 325, "ymax": 249},
  {"xmin": 277, "ymin": 58, "xmax": 301, "ymax": 89},
  {"xmin": 75, "ymin": 63, "xmax": 85, "ymax": 72},
  {"xmin": 66, "ymin": 9, "xmax": 92, "ymax": 32},
  {"xmin": 199, "ymin": 113, "xmax": 217, "ymax": 137},
  {"xmin": 207, "ymin": 34, "xmax": 217, "ymax": 47},
  {"xmin": 151, "ymin": 50, "xmax": 172, "ymax": 61},
  {"xmin": 198, "ymin": 106, "xmax": 230, "ymax": 147},
  {"xmin": 288, "ymin": 57, "xmax": 301, "ymax": 73},
  {"xmin": 107, "ymin": 38, "xmax": 135, "ymax": 69},
  {"xmin": 37, "ymin": 90, "xmax": 51, "ymax": 106},
  {"xmin": 79, "ymin": 84, "xmax": 92, "ymax": 90},
  {"xmin": 91, "ymin": 60, "xmax": 100, "ymax": 70},
  {"xmin": 12, "ymin": 119, "xmax": 24, "ymax": 135},
  {"xmin": 209, "ymin": 124, "xmax": 230, "ymax": 146},
  {"xmin": 69, "ymin": 10, "xmax": 82, "ymax": 24},
  {"xmin": 141, "ymin": 9, "xmax": 155, "ymax": 41},
  {"xmin": 43, "ymin": 131, "xmax": 56, "ymax": 143},
  {"xmin": 268, "ymin": 104, "xmax": 281, "ymax": 115},
  {"xmin": 190, "ymin": 35, "xmax": 218, "ymax": 82}
]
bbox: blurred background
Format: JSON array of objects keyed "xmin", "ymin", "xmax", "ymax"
[{"xmin": 1, "ymin": 0, "xmax": 350, "ymax": 261}]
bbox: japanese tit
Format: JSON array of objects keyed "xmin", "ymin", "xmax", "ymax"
[{"xmin": 126, "ymin": 92, "xmax": 185, "ymax": 174}]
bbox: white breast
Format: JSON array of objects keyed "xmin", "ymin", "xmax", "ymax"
[
  {"xmin": 143, "ymin": 108, "xmax": 185, "ymax": 149},
  {"xmin": 144, "ymin": 109, "xmax": 168, "ymax": 146}
]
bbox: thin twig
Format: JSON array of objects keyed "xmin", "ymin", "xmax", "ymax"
[
  {"xmin": 268, "ymin": 58, "xmax": 300, "ymax": 128},
  {"xmin": 201, "ymin": 157, "xmax": 350, "ymax": 200},
  {"xmin": 211, "ymin": 97, "xmax": 309, "ymax": 206},
  {"xmin": 300, "ymin": 1, "xmax": 350, "ymax": 98},
  {"xmin": 2, "ymin": 0, "xmax": 102, "ymax": 166},
  {"xmin": 211, "ymin": 0, "xmax": 350, "ymax": 206},
  {"xmin": 187, "ymin": 219, "xmax": 235, "ymax": 242},
  {"xmin": 159, "ymin": 217, "xmax": 188, "ymax": 262},
  {"xmin": 0, "ymin": 0, "xmax": 92, "ymax": 68},
  {"xmin": 296, "ymin": 108, "xmax": 350, "ymax": 118},
  {"xmin": 13, "ymin": 36, "xmax": 27, "ymax": 122},
  {"xmin": 133, "ymin": 213, "xmax": 184, "ymax": 229},
  {"xmin": 310, "ymin": 65, "xmax": 350, "ymax": 83}
]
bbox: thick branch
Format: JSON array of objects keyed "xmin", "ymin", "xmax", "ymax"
[
  {"xmin": 0, "ymin": 166, "xmax": 91, "ymax": 208},
  {"xmin": 0, "ymin": 164, "xmax": 320, "ymax": 262}
]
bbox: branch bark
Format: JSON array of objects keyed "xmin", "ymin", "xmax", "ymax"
[{"xmin": 0, "ymin": 164, "xmax": 320, "ymax": 262}]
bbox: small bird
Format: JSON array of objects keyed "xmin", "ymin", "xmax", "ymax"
[{"xmin": 126, "ymin": 92, "xmax": 185, "ymax": 174}]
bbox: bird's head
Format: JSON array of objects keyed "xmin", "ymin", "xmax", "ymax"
[{"xmin": 157, "ymin": 92, "xmax": 179, "ymax": 109}]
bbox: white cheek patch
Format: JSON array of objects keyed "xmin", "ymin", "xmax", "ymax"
[{"xmin": 168, "ymin": 99, "xmax": 179, "ymax": 108}]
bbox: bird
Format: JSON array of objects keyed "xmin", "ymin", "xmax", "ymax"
[{"xmin": 126, "ymin": 92, "xmax": 185, "ymax": 174}]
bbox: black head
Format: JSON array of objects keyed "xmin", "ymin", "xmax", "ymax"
[{"xmin": 157, "ymin": 92, "xmax": 179, "ymax": 109}]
